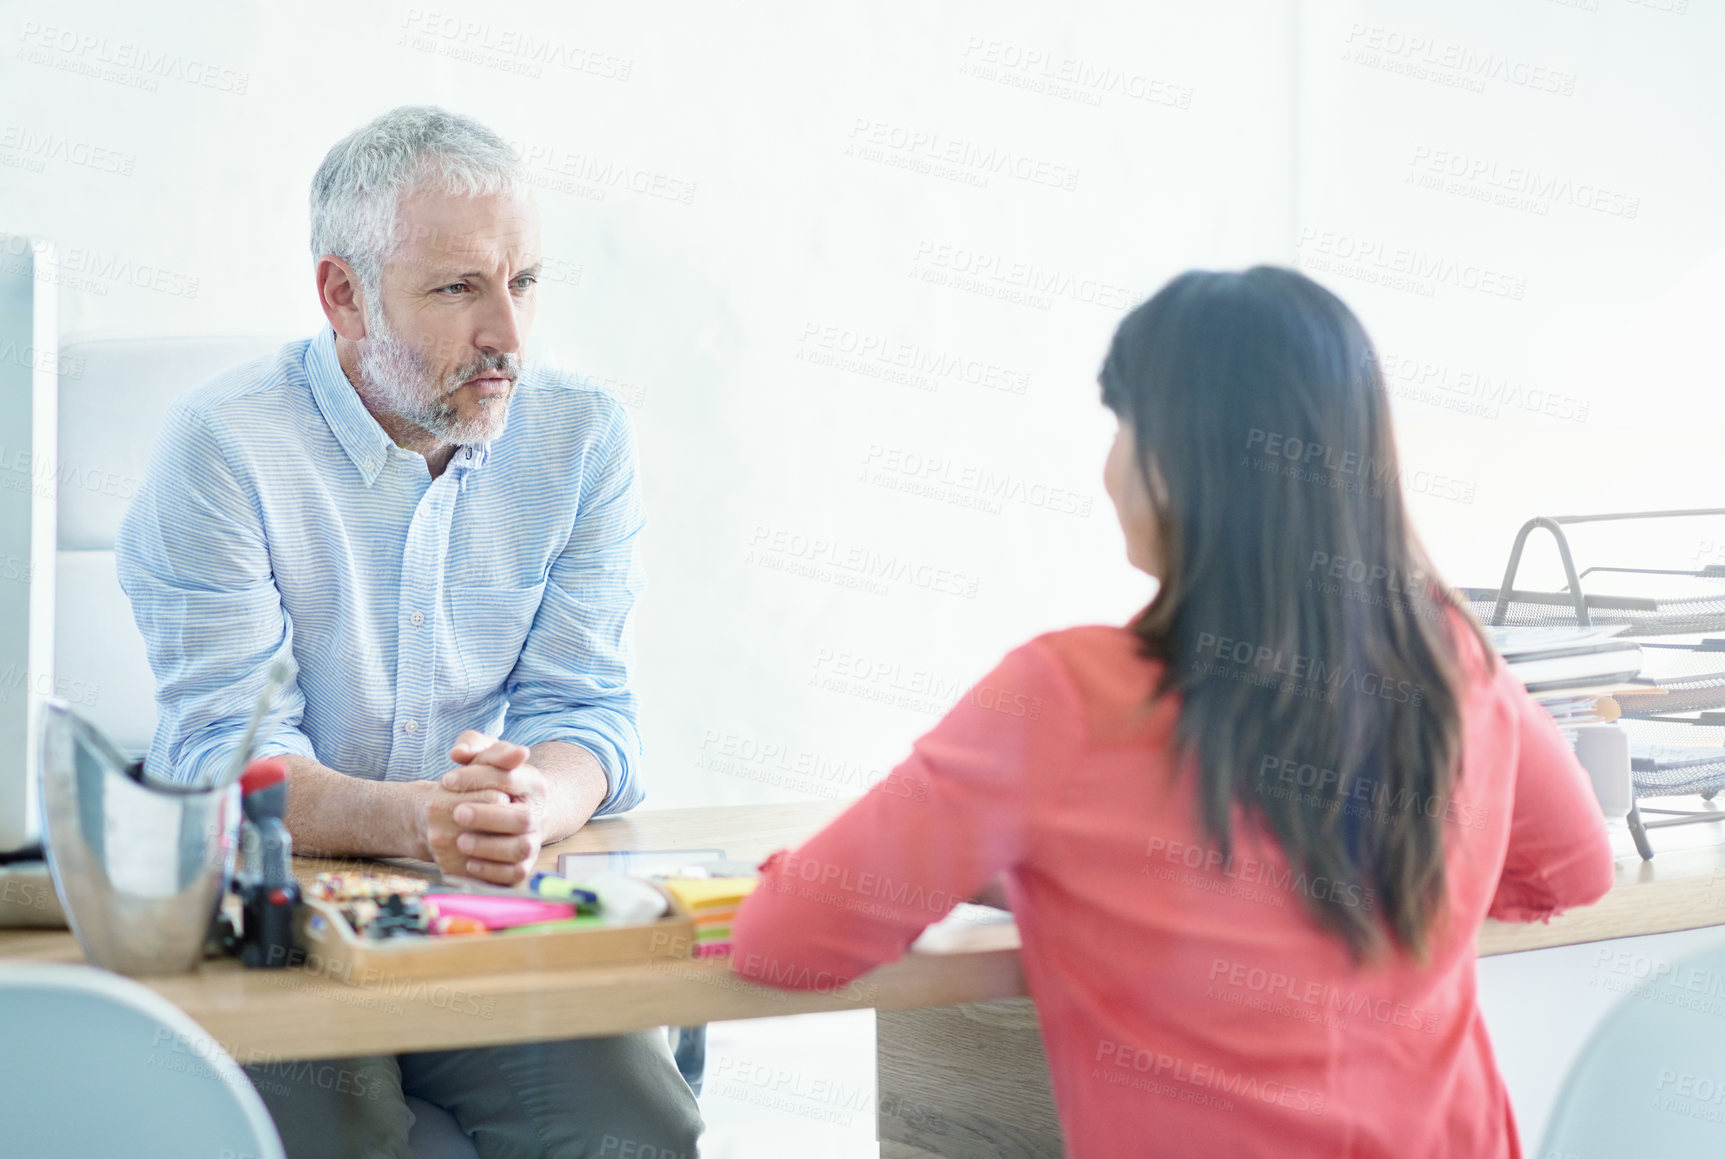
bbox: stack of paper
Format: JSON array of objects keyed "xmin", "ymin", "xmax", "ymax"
[
  {"xmin": 1486, "ymin": 625, "xmax": 1645, "ymax": 696},
  {"xmin": 657, "ymin": 876, "xmax": 759, "ymax": 959},
  {"xmin": 1479, "ymin": 624, "xmax": 1655, "ymax": 732}
]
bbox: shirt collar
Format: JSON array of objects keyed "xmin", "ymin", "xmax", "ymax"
[{"xmin": 305, "ymin": 326, "xmax": 494, "ymax": 485}]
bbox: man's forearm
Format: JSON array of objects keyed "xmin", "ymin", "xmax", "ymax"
[
  {"xmin": 279, "ymin": 741, "xmax": 606, "ymax": 861},
  {"xmin": 529, "ymin": 740, "xmax": 611, "ymax": 844},
  {"xmin": 279, "ymin": 755, "xmax": 433, "ymax": 859}
]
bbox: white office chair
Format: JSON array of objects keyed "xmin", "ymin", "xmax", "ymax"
[
  {"xmin": 56, "ymin": 334, "xmax": 296, "ymax": 756},
  {"xmin": 1539, "ymin": 933, "xmax": 1725, "ymax": 1157},
  {"xmin": 0, "ymin": 961, "xmax": 285, "ymax": 1157}
]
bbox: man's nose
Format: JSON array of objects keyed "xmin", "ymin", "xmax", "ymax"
[{"xmin": 472, "ymin": 286, "xmax": 526, "ymax": 358}]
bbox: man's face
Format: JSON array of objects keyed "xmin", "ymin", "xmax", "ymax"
[{"xmin": 355, "ymin": 186, "xmax": 541, "ymax": 445}]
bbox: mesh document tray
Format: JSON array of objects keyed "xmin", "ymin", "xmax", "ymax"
[
  {"xmin": 1471, "ymin": 510, "xmax": 1725, "ymax": 802},
  {"xmin": 1629, "ymin": 751, "xmax": 1725, "ymax": 797},
  {"xmin": 1615, "ymin": 676, "xmax": 1725, "ymax": 796},
  {"xmin": 1617, "ymin": 717, "xmax": 1725, "ymax": 797},
  {"xmin": 1463, "ymin": 509, "xmax": 1725, "ymax": 638},
  {"xmin": 1461, "ymin": 588, "xmax": 1725, "ymax": 636},
  {"xmin": 1614, "ymin": 672, "xmax": 1725, "ymax": 720}
]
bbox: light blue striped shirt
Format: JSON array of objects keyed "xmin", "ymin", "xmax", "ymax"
[{"xmin": 114, "ymin": 325, "xmax": 646, "ymax": 814}]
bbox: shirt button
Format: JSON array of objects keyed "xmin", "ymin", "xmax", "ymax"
[
  {"xmin": 402, "ymin": 720, "xmax": 420, "ymax": 735},
  {"xmin": 409, "ymin": 611, "xmax": 425, "ymax": 626}
]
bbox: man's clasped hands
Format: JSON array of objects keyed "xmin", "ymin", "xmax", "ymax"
[{"xmin": 421, "ymin": 730, "xmax": 550, "ymax": 886}]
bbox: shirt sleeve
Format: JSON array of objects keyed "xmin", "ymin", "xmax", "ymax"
[
  {"xmin": 114, "ymin": 404, "xmax": 316, "ymax": 785},
  {"xmin": 499, "ymin": 397, "xmax": 647, "ymax": 816},
  {"xmin": 1487, "ymin": 663, "xmax": 1616, "ymax": 922},
  {"xmin": 730, "ymin": 637, "xmax": 1084, "ymax": 989}
]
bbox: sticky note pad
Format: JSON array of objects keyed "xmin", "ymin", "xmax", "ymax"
[{"xmin": 659, "ymin": 876, "xmax": 758, "ymax": 959}]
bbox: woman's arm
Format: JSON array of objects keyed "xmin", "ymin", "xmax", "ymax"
[
  {"xmin": 1488, "ymin": 665, "xmax": 1617, "ymax": 922},
  {"xmin": 730, "ymin": 639, "xmax": 1084, "ymax": 987}
]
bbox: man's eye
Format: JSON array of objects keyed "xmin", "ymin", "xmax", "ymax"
[
  {"xmin": 439, "ymin": 283, "xmax": 471, "ymax": 295},
  {"xmin": 513, "ymin": 275, "xmax": 538, "ymax": 290}
]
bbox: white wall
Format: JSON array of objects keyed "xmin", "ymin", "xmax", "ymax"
[
  {"xmin": 6, "ymin": 2, "xmax": 1714, "ymax": 798},
  {"xmin": 0, "ymin": 0, "xmax": 1297, "ymax": 809},
  {"xmin": 1295, "ymin": 0, "xmax": 1725, "ymax": 592}
]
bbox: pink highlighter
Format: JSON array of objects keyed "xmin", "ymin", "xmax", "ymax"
[{"xmin": 423, "ymin": 893, "xmax": 576, "ymax": 931}]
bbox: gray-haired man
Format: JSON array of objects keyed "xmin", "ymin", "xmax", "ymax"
[{"xmin": 116, "ymin": 106, "xmax": 702, "ymax": 1157}]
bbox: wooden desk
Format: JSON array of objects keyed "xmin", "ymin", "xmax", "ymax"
[{"xmin": 5, "ymin": 801, "xmax": 1725, "ymax": 1156}]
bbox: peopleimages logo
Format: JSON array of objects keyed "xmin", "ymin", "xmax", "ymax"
[
  {"xmin": 1142, "ymin": 833, "xmax": 1377, "ymax": 913},
  {"xmin": 1405, "ymin": 146, "xmax": 1639, "ymax": 219},
  {"xmin": 1339, "ymin": 23, "xmax": 1577, "ymax": 96},
  {"xmin": 749, "ymin": 525, "xmax": 982, "ymax": 599},
  {"xmin": 1306, "ymin": 551, "xmax": 1427, "ymax": 595},
  {"xmin": 846, "ymin": 118, "xmax": 1081, "ymax": 192},
  {"xmin": 0, "ymin": 123, "xmax": 136, "ymax": 175},
  {"xmin": 1256, "ymin": 754, "xmax": 1486, "ymax": 831},
  {"xmin": 1093, "ymin": 1038, "xmax": 1326, "ymax": 1115},
  {"xmin": 1243, "ymin": 427, "xmax": 1476, "ymax": 505},
  {"xmin": 1296, "ymin": 227, "xmax": 1527, "ymax": 302},
  {"xmin": 1194, "ymin": 631, "xmax": 1425, "ymax": 707},
  {"xmin": 956, "ymin": 37, "xmax": 1194, "ymax": 110},
  {"xmin": 1206, "ymin": 957, "xmax": 1441, "ymax": 1034},
  {"xmin": 861, "ymin": 444, "xmax": 1094, "ymax": 517},
  {"xmin": 15, "ymin": 21, "xmax": 251, "ymax": 94},
  {"xmin": 1376, "ymin": 349, "xmax": 1590, "ymax": 424}
]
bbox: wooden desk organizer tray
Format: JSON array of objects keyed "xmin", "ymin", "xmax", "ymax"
[{"xmin": 292, "ymin": 888, "xmax": 698, "ymax": 984}]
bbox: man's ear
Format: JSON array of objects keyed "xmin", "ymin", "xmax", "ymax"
[{"xmin": 315, "ymin": 255, "xmax": 369, "ymax": 342}]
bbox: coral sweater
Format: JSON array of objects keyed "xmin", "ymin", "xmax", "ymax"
[{"xmin": 730, "ymin": 612, "xmax": 1616, "ymax": 1158}]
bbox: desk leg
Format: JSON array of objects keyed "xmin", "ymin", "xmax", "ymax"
[{"xmin": 875, "ymin": 998, "xmax": 1063, "ymax": 1158}]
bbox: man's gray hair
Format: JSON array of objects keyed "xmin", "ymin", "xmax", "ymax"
[{"xmin": 309, "ymin": 105, "xmax": 524, "ymax": 307}]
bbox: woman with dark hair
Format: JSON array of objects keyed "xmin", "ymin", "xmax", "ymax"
[{"xmin": 730, "ymin": 266, "xmax": 1614, "ymax": 1157}]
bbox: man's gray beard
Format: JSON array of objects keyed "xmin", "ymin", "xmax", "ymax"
[{"xmin": 355, "ymin": 302, "xmax": 517, "ymax": 446}]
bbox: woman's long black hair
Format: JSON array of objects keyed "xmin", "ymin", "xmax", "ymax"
[{"xmin": 1101, "ymin": 266, "xmax": 1492, "ymax": 962}]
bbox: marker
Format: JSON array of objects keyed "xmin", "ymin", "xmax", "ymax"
[{"xmin": 497, "ymin": 915, "xmax": 606, "ymax": 936}]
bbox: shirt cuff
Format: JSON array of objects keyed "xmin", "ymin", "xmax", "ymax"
[{"xmin": 501, "ymin": 721, "xmax": 641, "ymax": 816}]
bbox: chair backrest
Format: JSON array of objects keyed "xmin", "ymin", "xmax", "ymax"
[
  {"xmin": 56, "ymin": 335, "xmax": 291, "ymax": 757},
  {"xmin": 0, "ymin": 960, "xmax": 284, "ymax": 1157},
  {"xmin": 1539, "ymin": 932, "xmax": 1725, "ymax": 1157}
]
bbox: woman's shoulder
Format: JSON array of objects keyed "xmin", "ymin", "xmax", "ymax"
[
  {"xmin": 1015, "ymin": 625, "xmax": 1171, "ymax": 742},
  {"xmin": 1432, "ymin": 596, "xmax": 1504, "ymax": 685},
  {"xmin": 1022, "ymin": 623, "xmax": 1158, "ymax": 671}
]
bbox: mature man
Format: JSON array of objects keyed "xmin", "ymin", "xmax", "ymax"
[{"xmin": 115, "ymin": 106, "xmax": 702, "ymax": 1158}]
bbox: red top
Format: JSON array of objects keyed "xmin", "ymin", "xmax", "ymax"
[
  {"xmin": 730, "ymin": 612, "xmax": 1615, "ymax": 1158},
  {"xmin": 238, "ymin": 757, "xmax": 289, "ymax": 795}
]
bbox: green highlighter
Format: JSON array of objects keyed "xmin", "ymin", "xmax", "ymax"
[
  {"xmin": 527, "ymin": 873, "xmax": 600, "ymax": 910},
  {"xmin": 497, "ymin": 914, "xmax": 606, "ymax": 936}
]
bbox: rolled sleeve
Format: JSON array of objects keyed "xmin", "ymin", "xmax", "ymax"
[
  {"xmin": 114, "ymin": 405, "xmax": 316, "ymax": 785},
  {"xmin": 500, "ymin": 400, "xmax": 647, "ymax": 815},
  {"xmin": 1487, "ymin": 662, "xmax": 1615, "ymax": 923}
]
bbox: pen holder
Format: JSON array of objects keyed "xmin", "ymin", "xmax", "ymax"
[{"xmin": 37, "ymin": 699, "xmax": 240, "ymax": 975}]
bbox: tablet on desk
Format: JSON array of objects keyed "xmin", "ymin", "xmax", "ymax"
[{"xmin": 558, "ymin": 849, "xmax": 728, "ymax": 879}]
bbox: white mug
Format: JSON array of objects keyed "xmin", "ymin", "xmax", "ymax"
[{"xmin": 1572, "ymin": 724, "xmax": 1632, "ymax": 819}]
